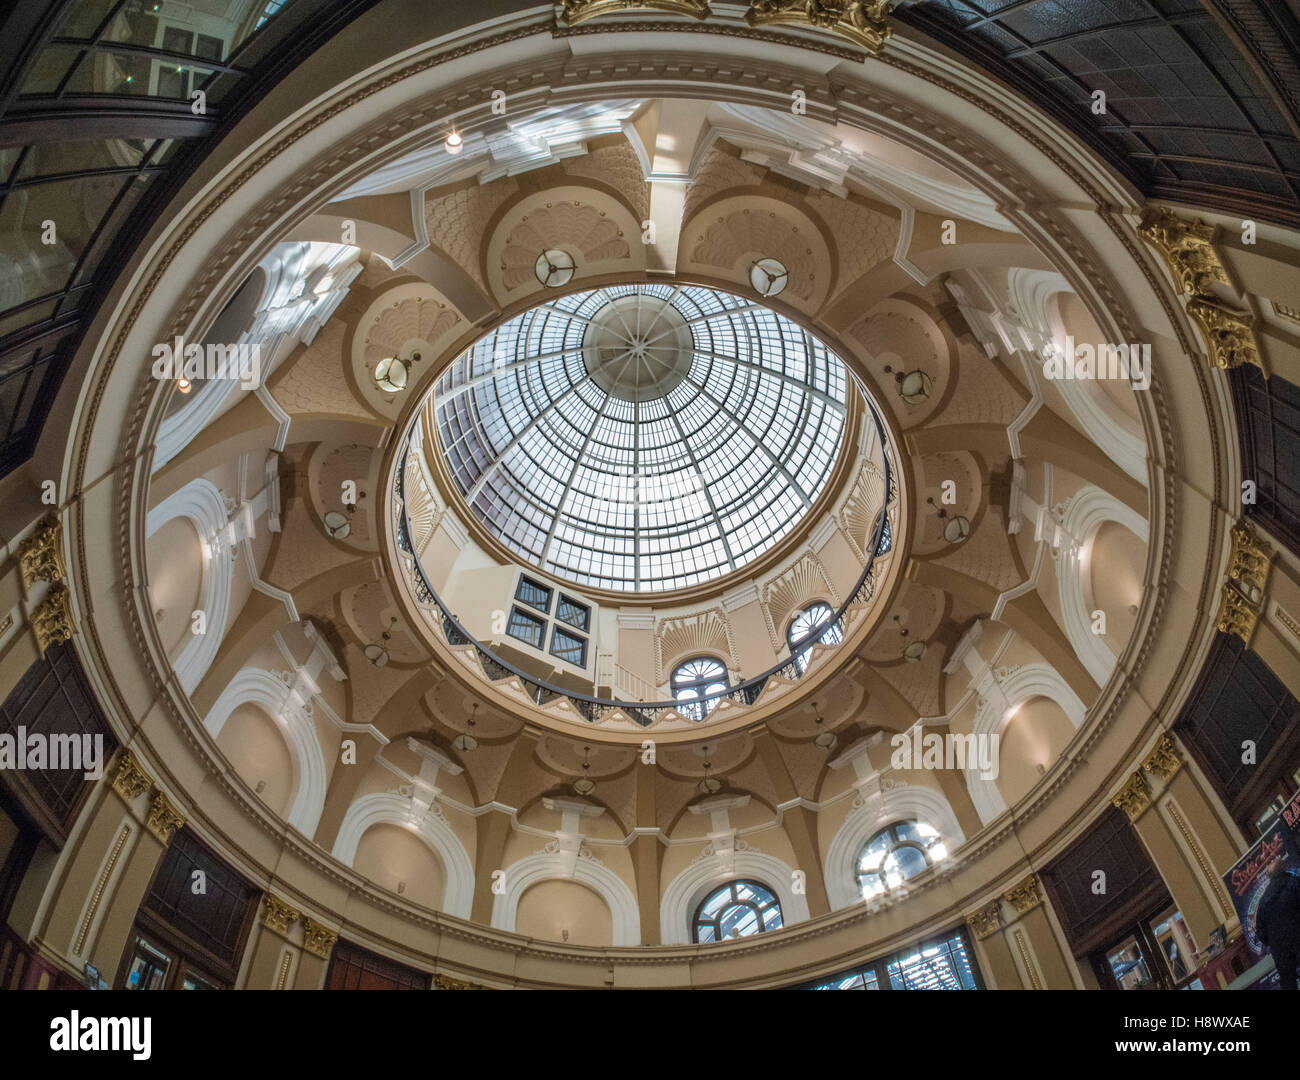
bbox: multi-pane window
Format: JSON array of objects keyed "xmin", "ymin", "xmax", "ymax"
[
  {"xmin": 515, "ymin": 575, "xmax": 552, "ymax": 614},
  {"xmin": 787, "ymin": 601, "xmax": 842, "ymax": 674},
  {"xmin": 671, "ymin": 656, "xmax": 728, "ymax": 720},
  {"xmin": 856, "ymin": 820, "xmax": 947, "ymax": 900},
  {"xmin": 505, "ymin": 607, "xmax": 545, "ymax": 649},
  {"xmin": 505, "ymin": 574, "xmax": 590, "ymax": 669},
  {"xmin": 555, "ymin": 595, "xmax": 590, "ymax": 633},
  {"xmin": 550, "ymin": 626, "xmax": 587, "ymax": 667},
  {"xmin": 434, "ymin": 284, "xmax": 851, "ymax": 593},
  {"xmin": 692, "ymin": 880, "xmax": 783, "ymax": 943},
  {"xmin": 806, "ymin": 929, "xmax": 980, "ymax": 990}
]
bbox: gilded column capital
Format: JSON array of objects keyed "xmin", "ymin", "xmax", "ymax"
[
  {"xmin": 1138, "ymin": 209, "xmax": 1229, "ymax": 296},
  {"xmin": 19, "ymin": 514, "xmax": 67, "ymax": 589},
  {"xmin": 433, "ymin": 973, "xmax": 485, "ymax": 990},
  {"xmin": 32, "ymin": 581, "xmax": 75, "ymax": 656},
  {"xmin": 1141, "ymin": 733, "xmax": 1184, "ymax": 783},
  {"xmin": 1113, "ymin": 770, "xmax": 1152, "ymax": 821},
  {"xmin": 967, "ymin": 900, "xmax": 1003, "ymax": 940},
  {"xmin": 145, "ymin": 790, "xmax": 186, "ymax": 844},
  {"xmin": 562, "ymin": 0, "xmax": 710, "ymax": 25},
  {"xmin": 1186, "ymin": 296, "xmax": 1262, "ymax": 372},
  {"xmin": 300, "ymin": 916, "xmax": 339, "ymax": 959},
  {"xmin": 111, "ymin": 749, "xmax": 153, "ymax": 804},
  {"xmin": 1002, "ymin": 873, "xmax": 1042, "ymax": 916},
  {"xmin": 1215, "ymin": 582, "xmax": 1258, "ymax": 644},
  {"xmin": 1226, "ymin": 520, "xmax": 1272, "ymax": 605},
  {"xmin": 746, "ymin": 0, "xmax": 895, "ymax": 54},
  {"xmin": 261, "ymin": 894, "xmax": 301, "ymax": 939}
]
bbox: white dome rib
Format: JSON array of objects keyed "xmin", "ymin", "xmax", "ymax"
[{"xmin": 433, "ymin": 283, "xmax": 848, "ymax": 592}]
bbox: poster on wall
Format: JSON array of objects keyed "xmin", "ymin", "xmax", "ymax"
[{"xmin": 1223, "ymin": 788, "xmax": 1300, "ymax": 960}]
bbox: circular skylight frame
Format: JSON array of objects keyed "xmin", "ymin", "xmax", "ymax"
[{"xmin": 430, "ymin": 283, "xmax": 851, "ymax": 594}]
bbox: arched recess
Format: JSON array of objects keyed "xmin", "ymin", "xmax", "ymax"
[
  {"xmin": 205, "ymin": 667, "xmax": 329, "ymax": 839},
  {"xmin": 823, "ymin": 786, "xmax": 967, "ymax": 911},
  {"xmin": 1007, "ymin": 267, "xmax": 1147, "ymax": 484},
  {"xmin": 659, "ymin": 850, "xmax": 811, "ymax": 946},
  {"xmin": 332, "ymin": 792, "xmax": 474, "ymax": 919},
  {"xmin": 967, "ymin": 662, "xmax": 1088, "ymax": 824},
  {"xmin": 491, "ymin": 849, "xmax": 640, "ymax": 946},
  {"xmin": 1057, "ymin": 485, "xmax": 1150, "ymax": 688},
  {"xmin": 146, "ymin": 477, "xmax": 231, "ymax": 695}
]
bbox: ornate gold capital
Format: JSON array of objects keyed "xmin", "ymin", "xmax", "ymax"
[
  {"xmin": 1226, "ymin": 520, "xmax": 1272, "ymax": 605},
  {"xmin": 145, "ymin": 790, "xmax": 186, "ymax": 844},
  {"xmin": 747, "ymin": 0, "xmax": 894, "ymax": 54},
  {"xmin": 32, "ymin": 581, "xmax": 75, "ymax": 656},
  {"xmin": 261, "ymin": 894, "xmax": 301, "ymax": 938},
  {"xmin": 967, "ymin": 900, "xmax": 1003, "ymax": 940},
  {"xmin": 1113, "ymin": 770, "xmax": 1152, "ymax": 821},
  {"xmin": 1003, "ymin": 873, "xmax": 1042, "ymax": 916},
  {"xmin": 1215, "ymin": 582, "xmax": 1258, "ymax": 644},
  {"xmin": 19, "ymin": 515, "xmax": 67, "ymax": 589},
  {"xmin": 111, "ymin": 749, "xmax": 153, "ymax": 804},
  {"xmin": 300, "ymin": 916, "xmax": 338, "ymax": 959},
  {"xmin": 562, "ymin": 0, "xmax": 710, "ymax": 25},
  {"xmin": 1138, "ymin": 209, "xmax": 1228, "ymax": 296},
  {"xmin": 1141, "ymin": 733, "xmax": 1184, "ymax": 783},
  {"xmin": 433, "ymin": 973, "xmax": 485, "ymax": 990},
  {"xmin": 1187, "ymin": 296, "xmax": 1262, "ymax": 371}
]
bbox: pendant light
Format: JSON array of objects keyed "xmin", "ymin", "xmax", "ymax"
[
  {"xmin": 374, "ymin": 350, "xmax": 421, "ymax": 394},
  {"xmin": 453, "ymin": 703, "xmax": 480, "ymax": 753},
  {"xmin": 749, "ymin": 257, "xmax": 789, "ymax": 298},
  {"xmin": 535, "ymin": 249, "xmax": 576, "ymax": 288},
  {"xmin": 811, "ymin": 701, "xmax": 836, "ymax": 750},
  {"xmin": 697, "ymin": 744, "xmax": 722, "ymax": 795},
  {"xmin": 883, "ymin": 363, "xmax": 932, "ymax": 405},
  {"xmin": 573, "ymin": 744, "xmax": 596, "ymax": 796},
  {"xmin": 926, "ymin": 496, "xmax": 970, "ymax": 545},
  {"xmin": 364, "ymin": 616, "xmax": 398, "ymax": 667}
]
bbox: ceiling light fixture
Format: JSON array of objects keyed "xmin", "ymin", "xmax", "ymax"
[
  {"xmin": 573, "ymin": 744, "xmax": 596, "ymax": 796},
  {"xmin": 883, "ymin": 363, "xmax": 932, "ymax": 405},
  {"xmin": 323, "ymin": 509, "xmax": 352, "ymax": 540},
  {"xmin": 364, "ymin": 616, "xmax": 398, "ymax": 667},
  {"xmin": 749, "ymin": 257, "xmax": 789, "ymax": 298},
  {"xmin": 176, "ymin": 377, "xmax": 192, "ymax": 394},
  {"xmin": 374, "ymin": 350, "xmax": 420, "ymax": 394},
  {"xmin": 893, "ymin": 614, "xmax": 927, "ymax": 662},
  {"xmin": 697, "ymin": 745, "xmax": 722, "ymax": 795},
  {"xmin": 926, "ymin": 496, "xmax": 970, "ymax": 545},
  {"xmin": 811, "ymin": 702, "xmax": 836, "ymax": 751},
  {"xmin": 453, "ymin": 703, "xmax": 479, "ymax": 753},
  {"xmin": 535, "ymin": 249, "xmax": 576, "ymax": 288},
  {"xmin": 445, "ymin": 130, "xmax": 463, "ymax": 154}
]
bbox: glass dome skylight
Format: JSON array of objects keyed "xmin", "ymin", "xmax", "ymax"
[{"xmin": 432, "ymin": 284, "xmax": 849, "ymax": 593}]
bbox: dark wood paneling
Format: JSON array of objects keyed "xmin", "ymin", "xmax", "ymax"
[{"xmin": 325, "ymin": 939, "xmax": 430, "ymax": 990}]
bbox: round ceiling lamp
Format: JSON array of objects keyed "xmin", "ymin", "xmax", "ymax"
[
  {"xmin": 811, "ymin": 702, "xmax": 836, "ymax": 751},
  {"xmin": 573, "ymin": 745, "xmax": 596, "ymax": 796},
  {"xmin": 323, "ymin": 510, "xmax": 351, "ymax": 540},
  {"xmin": 374, "ymin": 350, "xmax": 420, "ymax": 394},
  {"xmin": 696, "ymin": 746, "xmax": 722, "ymax": 795},
  {"xmin": 749, "ymin": 257, "xmax": 789, "ymax": 298},
  {"xmin": 535, "ymin": 249, "xmax": 576, "ymax": 288},
  {"xmin": 903, "ymin": 640, "xmax": 927, "ymax": 662},
  {"xmin": 943, "ymin": 515, "xmax": 972, "ymax": 544},
  {"xmin": 445, "ymin": 130, "xmax": 464, "ymax": 155},
  {"xmin": 364, "ymin": 616, "xmax": 398, "ymax": 667},
  {"xmin": 883, "ymin": 364, "xmax": 932, "ymax": 405},
  {"xmin": 453, "ymin": 703, "xmax": 480, "ymax": 753}
]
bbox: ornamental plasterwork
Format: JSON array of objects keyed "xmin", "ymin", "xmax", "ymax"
[
  {"xmin": 1139, "ymin": 208, "xmax": 1262, "ymax": 372},
  {"xmin": 300, "ymin": 916, "xmax": 338, "ymax": 959},
  {"xmin": 18, "ymin": 514, "xmax": 67, "ymax": 589},
  {"xmin": 967, "ymin": 900, "xmax": 1003, "ymax": 940},
  {"xmin": 1141, "ymin": 733, "xmax": 1183, "ymax": 783},
  {"xmin": 746, "ymin": 1, "xmax": 895, "ymax": 55},
  {"xmin": 261, "ymin": 894, "xmax": 301, "ymax": 938},
  {"xmin": 655, "ymin": 608, "xmax": 736, "ymax": 682},
  {"xmin": 32, "ymin": 581, "xmax": 74, "ymax": 656},
  {"xmin": 762, "ymin": 553, "xmax": 835, "ymax": 651},
  {"xmin": 145, "ymin": 790, "xmax": 186, "ymax": 844},
  {"xmin": 1226, "ymin": 519, "xmax": 1272, "ymax": 604},
  {"xmin": 433, "ymin": 973, "xmax": 485, "ymax": 989},
  {"xmin": 562, "ymin": 1, "xmax": 712, "ymax": 26},
  {"xmin": 1002, "ymin": 873, "xmax": 1042, "ymax": 916},
  {"xmin": 1112, "ymin": 770, "xmax": 1152, "ymax": 822},
  {"xmin": 1215, "ymin": 582, "xmax": 1258, "ymax": 644},
  {"xmin": 111, "ymin": 749, "xmax": 153, "ymax": 804}
]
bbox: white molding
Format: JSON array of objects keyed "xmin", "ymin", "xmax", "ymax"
[
  {"xmin": 332, "ymin": 792, "xmax": 474, "ymax": 918},
  {"xmin": 491, "ymin": 848, "xmax": 640, "ymax": 946}
]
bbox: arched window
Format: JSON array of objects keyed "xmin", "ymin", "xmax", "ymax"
[
  {"xmin": 671, "ymin": 656, "xmax": 727, "ymax": 720},
  {"xmin": 692, "ymin": 880, "xmax": 783, "ymax": 942},
  {"xmin": 856, "ymin": 820, "xmax": 947, "ymax": 900},
  {"xmin": 787, "ymin": 601, "xmax": 842, "ymax": 674}
]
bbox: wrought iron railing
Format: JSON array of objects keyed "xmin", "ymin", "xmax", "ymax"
[{"xmin": 394, "ymin": 404, "xmax": 896, "ymax": 727}]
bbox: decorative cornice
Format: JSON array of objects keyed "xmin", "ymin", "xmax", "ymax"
[
  {"xmin": 145, "ymin": 790, "xmax": 186, "ymax": 844},
  {"xmin": 1141, "ymin": 733, "xmax": 1183, "ymax": 783},
  {"xmin": 967, "ymin": 900, "xmax": 1003, "ymax": 940},
  {"xmin": 433, "ymin": 973, "xmax": 485, "ymax": 989},
  {"xmin": 300, "ymin": 916, "xmax": 339, "ymax": 959},
  {"xmin": 1002, "ymin": 873, "xmax": 1042, "ymax": 916},
  {"xmin": 561, "ymin": 0, "xmax": 710, "ymax": 24},
  {"xmin": 18, "ymin": 515, "xmax": 67, "ymax": 589},
  {"xmin": 1215, "ymin": 582, "xmax": 1258, "ymax": 644},
  {"xmin": 1112, "ymin": 770, "xmax": 1152, "ymax": 822},
  {"xmin": 747, "ymin": 0, "xmax": 894, "ymax": 55},
  {"xmin": 1139, "ymin": 208, "xmax": 1262, "ymax": 372},
  {"xmin": 31, "ymin": 582, "xmax": 74, "ymax": 656},
  {"xmin": 111, "ymin": 749, "xmax": 153, "ymax": 804},
  {"xmin": 261, "ymin": 894, "xmax": 302, "ymax": 939}
]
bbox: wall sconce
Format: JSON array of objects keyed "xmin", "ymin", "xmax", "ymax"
[{"xmin": 883, "ymin": 363, "xmax": 932, "ymax": 405}]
